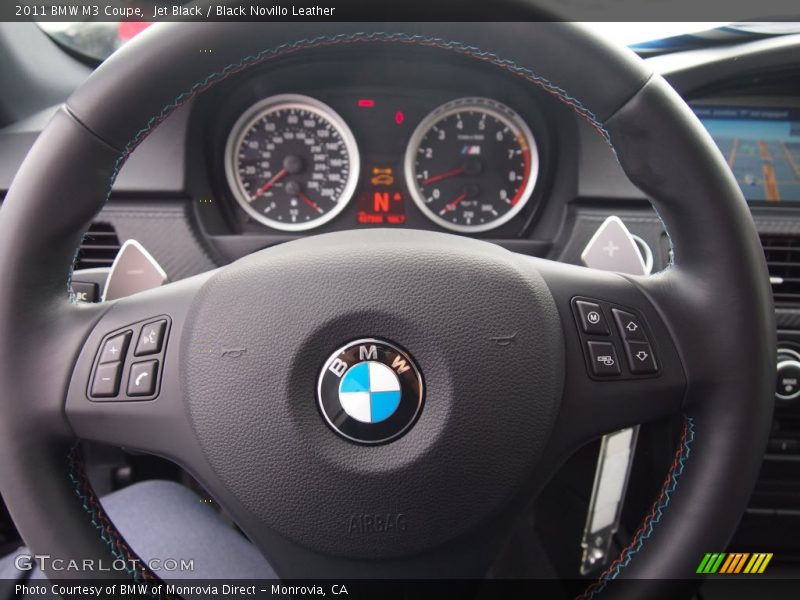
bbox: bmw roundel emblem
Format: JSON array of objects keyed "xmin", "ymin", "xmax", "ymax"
[{"xmin": 317, "ymin": 339, "xmax": 424, "ymax": 444}]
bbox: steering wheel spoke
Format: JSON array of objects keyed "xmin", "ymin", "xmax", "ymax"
[{"xmin": 532, "ymin": 258, "xmax": 686, "ymax": 457}]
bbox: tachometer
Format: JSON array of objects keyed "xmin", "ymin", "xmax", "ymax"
[
  {"xmin": 225, "ymin": 94, "xmax": 360, "ymax": 232},
  {"xmin": 404, "ymin": 97, "xmax": 539, "ymax": 233}
]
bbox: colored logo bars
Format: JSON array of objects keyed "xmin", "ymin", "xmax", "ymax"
[{"xmin": 696, "ymin": 552, "xmax": 773, "ymax": 574}]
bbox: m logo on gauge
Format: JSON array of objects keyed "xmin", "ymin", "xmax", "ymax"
[{"xmin": 318, "ymin": 339, "xmax": 424, "ymax": 444}]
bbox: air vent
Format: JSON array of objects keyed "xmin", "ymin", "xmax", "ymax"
[
  {"xmin": 74, "ymin": 222, "xmax": 120, "ymax": 270},
  {"xmin": 762, "ymin": 235, "xmax": 800, "ymax": 306}
]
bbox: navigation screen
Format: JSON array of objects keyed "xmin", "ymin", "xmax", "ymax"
[{"xmin": 694, "ymin": 106, "xmax": 800, "ymax": 202}]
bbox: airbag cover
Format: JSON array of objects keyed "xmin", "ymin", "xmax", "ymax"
[{"xmin": 182, "ymin": 229, "xmax": 563, "ymax": 558}]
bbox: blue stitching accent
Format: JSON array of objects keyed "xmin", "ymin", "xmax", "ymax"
[
  {"xmin": 66, "ymin": 32, "xmax": 622, "ymax": 295},
  {"xmin": 66, "ymin": 246, "xmax": 82, "ymax": 301},
  {"xmin": 650, "ymin": 202, "xmax": 675, "ymax": 270},
  {"xmin": 584, "ymin": 416, "xmax": 695, "ymax": 598},
  {"xmin": 67, "ymin": 447, "xmax": 138, "ymax": 580},
  {"xmin": 111, "ymin": 32, "xmax": 613, "ymax": 164},
  {"xmin": 67, "ymin": 446, "xmax": 163, "ymax": 598},
  {"xmin": 64, "ymin": 38, "xmax": 673, "ymax": 592},
  {"xmin": 106, "ymin": 31, "xmax": 614, "ymax": 202},
  {"xmin": 65, "ymin": 31, "xmax": 619, "ymax": 295},
  {"xmin": 66, "ymin": 33, "xmax": 618, "ymax": 593}
]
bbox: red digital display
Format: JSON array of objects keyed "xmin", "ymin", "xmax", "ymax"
[
  {"xmin": 357, "ymin": 190, "xmax": 406, "ymax": 225},
  {"xmin": 357, "ymin": 167, "xmax": 406, "ymax": 225}
]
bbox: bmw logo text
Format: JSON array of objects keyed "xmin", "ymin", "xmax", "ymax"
[{"xmin": 317, "ymin": 339, "xmax": 424, "ymax": 444}]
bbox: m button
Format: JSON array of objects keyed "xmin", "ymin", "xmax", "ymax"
[{"xmin": 576, "ymin": 301, "xmax": 609, "ymax": 335}]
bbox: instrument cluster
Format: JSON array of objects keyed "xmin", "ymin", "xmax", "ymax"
[{"xmin": 223, "ymin": 91, "xmax": 544, "ymax": 235}]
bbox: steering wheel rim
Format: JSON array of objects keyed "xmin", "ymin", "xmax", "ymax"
[{"xmin": 0, "ymin": 22, "xmax": 774, "ymax": 597}]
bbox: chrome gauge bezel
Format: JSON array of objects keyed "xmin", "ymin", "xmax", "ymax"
[
  {"xmin": 404, "ymin": 97, "xmax": 540, "ymax": 233},
  {"xmin": 224, "ymin": 94, "xmax": 361, "ymax": 232}
]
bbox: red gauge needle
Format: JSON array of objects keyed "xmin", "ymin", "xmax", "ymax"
[
  {"xmin": 298, "ymin": 192, "xmax": 323, "ymax": 214},
  {"xmin": 251, "ymin": 168, "xmax": 288, "ymax": 201},
  {"xmin": 421, "ymin": 166, "xmax": 465, "ymax": 186},
  {"xmin": 440, "ymin": 193, "xmax": 467, "ymax": 215}
]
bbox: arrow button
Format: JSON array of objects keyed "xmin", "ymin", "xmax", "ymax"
[
  {"xmin": 612, "ymin": 309, "xmax": 647, "ymax": 341},
  {"xmin": 624, "ymin": 341, "xmax": 658, "ymax": 374}
]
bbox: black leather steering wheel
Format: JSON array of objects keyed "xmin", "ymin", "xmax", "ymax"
[{"xmin": 0, "ymin": 22, "xmax": 775, "ymax": 599}]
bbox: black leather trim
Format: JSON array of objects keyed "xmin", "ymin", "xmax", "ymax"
[
  {"xmin": 66, "ymin": 23, "xmax": 650, "ymax": 152},
  {"xmin": 0, "ymin": 109, "xmax": 129, "ymax": 578},
  {"xmin": 599, "ymin": 75, "xmax": 775, "ymax": 590}
]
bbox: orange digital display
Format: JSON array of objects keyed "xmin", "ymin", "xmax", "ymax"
[
  {"xmin": 357, "ymin": 190, "xmax": 407, "ymax": 225},
  {"xmin": 357, "ymin": 167, "xmax": 406, "ymax": 225}
]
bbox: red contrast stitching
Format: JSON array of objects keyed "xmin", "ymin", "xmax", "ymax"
[{"xmin": 576, "ymin": 417, "xmax": 695, "ymax": 599}]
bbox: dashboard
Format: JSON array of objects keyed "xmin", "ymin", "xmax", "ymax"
[
  {"xmin": 185, "ymin": 47, "xmax": 567, "ymax": 257},
  {"xmin": 225, "ymin": 93, "xmax": 538, "ymax": 233}
]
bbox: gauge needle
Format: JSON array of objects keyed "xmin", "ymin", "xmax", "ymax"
[
  {"xmin": 421, "ymin": 166, "xmax": 465, "ymax": 186},
  {"xmin": 440, "ymin": 193, "xmax": 467, "ymax": 215},
  {"xmin": 251, "ymin": 168, "xmax": 288, "ymax": 201},
  {"xmin": 298, "ymin": 192, "xmax": 324, "ymax": 214}
]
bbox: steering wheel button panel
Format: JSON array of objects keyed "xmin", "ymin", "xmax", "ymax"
[
  {"xmin": 128, "ymin": 361, "xmax": 159, "ymax": 396},
  {"xmin": 571, "ymin": 296, "xmax": 661, "ymax": 380},
  {"xmin": 135, "ymin": 319, "xmax": 166, "ymax": 356},
  {"xmin": 88, "ymin": 316, "xmax": 170, "ymax": 401},
  {"xmin": 99, "ymin": 331, "xmax": 131, "ymax": 364},
  {"xmin": 90, "ymin": 362, "xmax": 122, "ymax": 397},
  {"xmin": 575, "ymin": 300, "xmax": 609, "ymax": 335},
  {"xmin": 587, "ymin": 341, "xmax": 621, "ymax": 376}
]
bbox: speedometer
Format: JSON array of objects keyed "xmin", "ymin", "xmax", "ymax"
[
  {"xmin": 404, "ymin": 97, "xmax": 539, "ymax": 233},
  {"xmin": 225, "ymin": 94, "xmax": 360, "ymax": 232}
]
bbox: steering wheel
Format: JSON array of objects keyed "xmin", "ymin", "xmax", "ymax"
[{"xmin": 0, "ymin": 22, "xmax": 775, "ymax": 598}]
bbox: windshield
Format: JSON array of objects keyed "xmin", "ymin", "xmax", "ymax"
[{"xmin": 38, "ymin": 21, "xmax": 800, "ymax": 63}]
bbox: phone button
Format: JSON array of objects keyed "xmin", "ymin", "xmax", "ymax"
[{"xmin": 127, "ymin": 360, "xmax": 158, "ymax": 397}]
